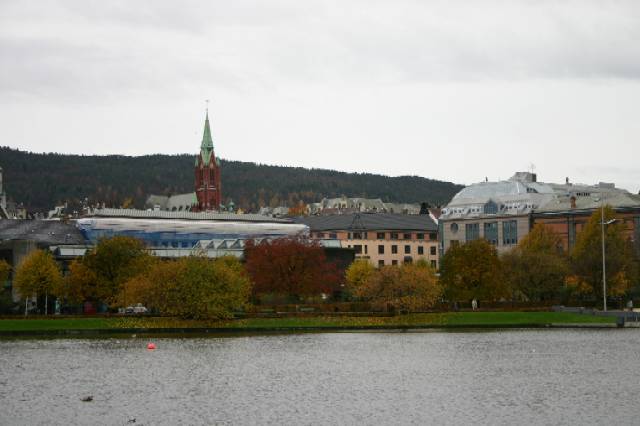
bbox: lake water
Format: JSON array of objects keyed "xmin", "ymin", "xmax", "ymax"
[{"xmin": 1, "ymin": 330, "xmax": 639, "ymax": 425}]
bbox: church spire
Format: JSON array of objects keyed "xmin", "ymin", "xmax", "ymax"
[{"xmin": 200, "ymin": 109, "xmax": 214, "ymax": 165}]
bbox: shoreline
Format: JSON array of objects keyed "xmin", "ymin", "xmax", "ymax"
[{"xmin": 0, "ymin": 322, "xmax": 623, "ymax": 338}]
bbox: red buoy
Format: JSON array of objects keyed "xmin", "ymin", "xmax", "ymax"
[{"xmin": 147, "ymin": 342, "xmax": 156, "ymax": 350}]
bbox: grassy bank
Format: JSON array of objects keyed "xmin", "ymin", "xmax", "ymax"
[{"xmin": 0, "ymin": 312, "xmax": 615, "ymax": 332}]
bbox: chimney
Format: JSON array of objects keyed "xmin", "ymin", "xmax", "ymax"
[{"xmin": 570, "ymin": 196, "xmax": 576, "ymax": 209}]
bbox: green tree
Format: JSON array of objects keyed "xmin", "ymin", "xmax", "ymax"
[
  {"xmin": 121, "ymin": 256, "xmax": 252, "ymax": 320},
  {"xmin": 67, "ymin": 236, "xmax": 153, "ymax": 306},
  {"xmin": 440, "ymin": 239, "xmax": 507, "ymax": 303},
  {"xmin": 13, "ymin": 250, "xmax": 63, "ymax": 315},
  {"xmin": 0, "ymin": 259, "xmax": 10, "ymax": 284},
  {"xmin": 502, "ymin": 224, "xmax": 569, "ymax": 302},
  {"xmin": 570, "ymin": 206, "xmax": 639, "ymax": 303},
  {"xmin": 350, "ymin": 260, "xmax": 442, "ymax": 311}
]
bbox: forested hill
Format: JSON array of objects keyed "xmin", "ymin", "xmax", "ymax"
[{"xmin": 0, "ymin": 147, "xmax": 463, "ymax": 213}]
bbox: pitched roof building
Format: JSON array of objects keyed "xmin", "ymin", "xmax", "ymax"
[
  {"xmin": 439, "ymin": 172, "xmax": 640, "ymax": 253},
  {"xmin": 296, "ymin": 213, "xmax": 439, "ymax": 268}
]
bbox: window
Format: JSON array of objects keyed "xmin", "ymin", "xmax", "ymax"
[
  {"xmin": 364, "ymin": 245, "xmax": 368, "ymax": 255},
  {"xmin": 484, "ymin": 200, "xmax": 498, "ymax": 214},
  {"xmin": 404, "ymin": 233, "xmax": 412, "ymax": 240},
  {"xmin": 347, "ymin": 233, "xmax": 352, "ymax": 239},
  {"xmin": 417, "ymin": 233, "xmax": 424, "ymax": 240},
  {"xmin": 429, "ymin": 233, "xmax": 437, "ymax": 241},
  {"xmin": 353, "ymin": 245, "xmax": 362, "ymax": 254},
  {"xmin": 317, "ymin": 232, "xmax": 325, "ymax": 238},
  {"xmin": 390, "ymin": 232, "xmax": 399, "ymax": 240},
  {"xmin": 450, "ymin": 223, "xmax": 459, "ymax": 233},
  {"xmin": 392, "ymin": 260, "xmax": 398, "ymax": 265},
  {"xmin": 404, "ymin": 245, "xmax": 411, "ymax": 254},
  {"xmin": 377, "ymin": 232, "xmax": 385, "ymax": 239},
  {"xmin": 450, "ymin": 240, "xmax": 459, "ymax": 248},
  {"xmin": 418, "ymin": 246, "xmax": 424, "ymax": 255},
  {"xmin": 378, "ymin": 260, "xmax": 384, "ymax": 267},
  {"xmin": 484, "ymin": 222, "xmax": 498, "ymax": 245},
  {"xmin": 502, "ymin": 220, "xmax": 518, "ymax": 245},
  {"xmin": 329, "ymin": 233, "xmax": 337, "ymax": 239},
  {"xmin": 353, "ymin": 232, "xmax": 363, "ymax": 239},
  {"xmin": 465, "ymin": 223, "xmax": 480, "ymax": 241},
  {"xmin": 430, "ymin": 246, "xmax": 437, "ymax": 256},
  {"xmin": 392, "ymin": 245, "xmax": 398, "ymax": 254},
  {"xmin": 378, "ymin": 245, "xmax": 385, "ymax": 254},
  {"xmin": 403, "ymin": 256, "xmax": 413, "ymax": 264},
  {"xmin": 431, "ymin": 260, "xmax": 437, "ymax": 268},
  {"xmin": 568, "ymin": 219, "xmax": 576, "ymax": 249}
]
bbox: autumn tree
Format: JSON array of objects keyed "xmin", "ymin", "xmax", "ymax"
[
  {"xmin": 120, "ymin": 256, "xmax": 251, "ymax": 319},
  {"xmin": 440, "ymin": 239, "xmax": 507, "ymax": 303},
  {"xmin": 288, "ymin": 201, "xmax": 308, "ymax": 216},
  {"xmin": 67, "ymin": 236, "xmax": 153, "ymax": 306},
  {"xmin": 244, "ymin": 237, "xmax": 341, "ymax": 300},
  {"xmin": 345, "ymin": 260, "xmax": 376, "ymax": 294},
  {"xmin": 570, "ymin": 206, "xmax": 638, "ymax": 303},
  {"xmin": 0, "ymin": 259, "xmax": 10, "ymax": 284},
  {"xmin": 351, "ymin": 260, "xmax": 442, "ymax": 311},
  {"xmin": 13, "ymin": 250, "xmax": 63, "ymax": 315},
  {"xmin": 502, "ymin": 224, "xmax": 569, "ymax": 302}
]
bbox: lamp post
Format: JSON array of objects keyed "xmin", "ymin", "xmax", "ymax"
[
  {"xmin": 600, "ymin": 199, "xmax": 617, "ymax": 312},
  {"xmin": 601, "ymin": 201, "xmax": 607, "ymax": 312}
]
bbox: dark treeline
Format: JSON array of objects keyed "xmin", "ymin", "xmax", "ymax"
[{"xmin": 0, "ymin": 147, "xmax": 462, "ymax": 213}]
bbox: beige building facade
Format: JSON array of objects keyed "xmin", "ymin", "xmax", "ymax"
[{"xmin": 297, "ymin": 213, "xmax": 439, "ymax": 269}]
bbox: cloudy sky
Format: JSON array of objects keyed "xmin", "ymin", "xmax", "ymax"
[{"xmin": 1, "ymin": 0, "xmax": 639, "ymax": 192}]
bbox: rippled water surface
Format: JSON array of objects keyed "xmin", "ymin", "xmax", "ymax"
[{"xmin": 1, "ymin": 330, "xmax": 640, "ymax": 425}]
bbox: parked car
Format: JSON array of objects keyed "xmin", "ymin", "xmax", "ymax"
[{"xmin": 124, "ymin": 303, "xmax": 148, "ymax": 314}]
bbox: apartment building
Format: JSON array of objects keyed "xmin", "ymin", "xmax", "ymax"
[{"xmin": 296, "ymin": 213, "xmax": 439, "ymax": 268}]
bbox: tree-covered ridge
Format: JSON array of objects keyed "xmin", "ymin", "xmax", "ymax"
[{"xmin": 0, "ymin": 147, "xmax": 462, "ymax": 213}]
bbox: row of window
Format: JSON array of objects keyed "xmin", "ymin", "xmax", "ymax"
[
  {"xmin": 319, "ymin": 232, "xmax": 437, "ymax": 240},
  {"xmin": 350, "ymin": 244, "xmax": 437, "ymax": 256},
  {"xmin": 376, "ymin": 259, "xmax": 438, "ymax": 268},
  {"xmin": 463, "ymin": 220, "xmax": 518, "ymax": 245}
]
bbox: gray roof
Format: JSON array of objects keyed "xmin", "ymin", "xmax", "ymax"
[
  {"xmin": 0, "ymin": 220, "xmax": 86, "ymax": 245},
  {"xmin": 295, "ymin": 213, "xmax": 437, "ymax": 232},
  {"xmin": 89, "ymin": 208, "xmax": 293, "ymax": 223},
  {"xmin": 442, "ymin": 172, "xmax": 640, "ymax": 220},
  {"xmin": 146, "ymin": 193, "xmax": 196, "ymax": 210}
]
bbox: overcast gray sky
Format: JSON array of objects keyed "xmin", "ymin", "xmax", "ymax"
[{"xmin": 1, "ymin": 0, "xmax": 639, "ymax": 193}]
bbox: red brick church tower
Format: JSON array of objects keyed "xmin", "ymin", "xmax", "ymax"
[{"xmin": 194, "ymin": 111, "xmax": 222, "ymax": 211}]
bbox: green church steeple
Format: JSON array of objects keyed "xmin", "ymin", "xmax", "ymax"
[{"xmin": 200, "ymin": 111, "xmax": 215, "ymax": 165}]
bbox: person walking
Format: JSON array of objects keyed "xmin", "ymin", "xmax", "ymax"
[{"xmin": 471, "ymin": 299, "xmax": 478, "ymax": 311}]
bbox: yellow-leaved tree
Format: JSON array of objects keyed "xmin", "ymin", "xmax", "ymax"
[
  {"xmin": 120, "ymin": 255, "xmax": 252, "ymax": 320},
  {"xmin": 66, "ymin": 236, "xmax": 154, "ymax": 307},
  {"xmin": 440, "ymin": 239, "xmax": 507, "ymax": 303},
  {"xmin": 347, "ymin": 260, "xmax": 441, "ymax": 312},
  {"xmin": 502, "ymin": 224, "xmax": 569, "ymax": 302},
  {"xmin": 570, "ymin": 206, "xmax": 638, "ymax": 305},
  {"xmin": 13, "ymin": 250, "xmax": 63, "ymax": 315}
]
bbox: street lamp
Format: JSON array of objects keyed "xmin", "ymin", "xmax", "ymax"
[
  {"xmin": 600, "ymin": 201, "xmax": 617, "ymax": 312},
  {"xmin": 594, "ymin": 191, "xmax": 617, "ymax": 312}
]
